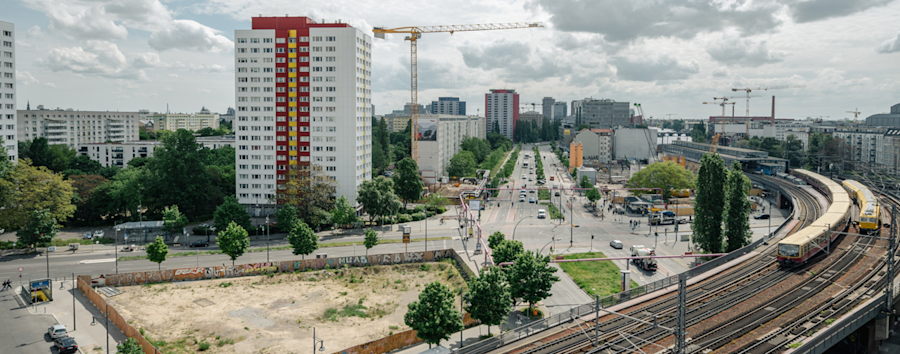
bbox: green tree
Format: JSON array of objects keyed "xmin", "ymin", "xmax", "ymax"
[
  {"xmin": 783, "ymin": 134, "xmax": 805, "ymax": 168},
  {"xmin": 146, "ymin": 236, "xmax": 169, "ymax": 270},
  {"xmin": 466, "ymin": 267, "xmax": 512, "ymax": 335},
  {"xmin": 405, "ymin": 281, "xmax": 464, "ymax": 348},
  {"xmin": 214, "ymin": 196, "xmax": 252, "ymax": 232},
  {"xmin": 0, "ymin": 160, "xmax": 76, "ymax": 230},
  {"xmin": 394, "ymin": 157, "xmax": 424, "ymax": 209},
  {"xmin": 16, "ymin": 209, "xmax": 58, "ymax": 248},
  {"xmin": 161, "ymin": 205, "xmax": 189, "ymax": 236},
  {"xmin": 275, "ymin": 204, "xmax": 299, "ymax": 233},
  {"xmin": 288, "ymin": 219, "xmax": 318, "ymax": 259},
  {"xmin": 218, "ymin": 221, "xmax": 250, "ymax": 265},
  {"xmin": 66, "ymin": 154, "xmax": 102, "ymax": 175},
  {"xmin": 626, "ymin": 161, "xmax": 695, "ymax": 203},
  {"xmin": 447, "ymin": 150, "xmax": 477, "ymax": 177},
  {"xmin": 116, "ymin": 338, "xmax": 143, "ymax": 354},
  {"xmin": 330, "ymin": 195, "xmax": 357, "ymax": 228},
  {"xmin": 488, "ymin": 231, "xmax": 505, "ymax": 249},
  {"xmin": 423, "ymin": 192, "xmax": 450, "ymax": 212},
  {"xmin": 356, "ymin": 176, "xmax": 401, "ymax": 225},
  {"xmin": 694, "ymin": 153, "xmax": 727, "ymax": 254},
  {"xmin": 690, "ymin": 123, "xmax": 707, "ymax": 143},
  {"xmin": 146, "ymin": 129, "xmax": 210, "ymax": 218},
  {"xmin": 580, "ymin": 175, "xmax": 592, "ymax": 190},
  {"xmin": 586, "ymin": 187, "xmax": 601, "ymax": 209},
  {"xmin": 364, "ymin": 229, "xmax": 379, "ymax": 255},
  {"xmin": 724, "ymin": 162, "xmax": 751, "ymax": 252},
  {"xmin": 460, "ymin": 137, "xmax": 491, "ymax": 163},
  {"xmin": 273, "ymin": 164, "xmax": 338, "ymax": 222},
  {"xmin": 492, "ymin": 239, "xmax": 525, "ymax": 265},
  {"xmin": 509, "ymin": 251, "xmax": 559, "ymax": 313}
]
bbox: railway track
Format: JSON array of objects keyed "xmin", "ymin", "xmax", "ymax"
[{"xmin": 492, "ymin": 175, "xmax": 824, "ymax": 354}]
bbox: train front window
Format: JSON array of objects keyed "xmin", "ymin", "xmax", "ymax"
[{"xmin": 778, "ymin": 244, "xmax": 800, "ymax": 257}]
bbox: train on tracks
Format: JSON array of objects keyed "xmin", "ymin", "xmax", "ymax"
[
  {"xmin": 841, "ymin": 179, "xmax": 882, "ymax": 234},
  {"xmin": 776, "ymin": 169, "xmax": 851, "ymax": 266}
]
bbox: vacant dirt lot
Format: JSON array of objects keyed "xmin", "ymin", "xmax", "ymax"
[{"xmin": 108, "ymin": 261, "xmax": 466, "ymax": 354}]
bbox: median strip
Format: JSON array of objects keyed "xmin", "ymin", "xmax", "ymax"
[{"xmin": 116, "ymin": 237, "xmax": 452, "ymax": 261}]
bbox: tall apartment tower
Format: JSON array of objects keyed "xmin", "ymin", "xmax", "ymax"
[
  {"xmin": 0, "ymin": 22, "xmax": 16, "ymax": 163},
  {"xmin": 486, "ymin": 89, "xmax": 518, "ymax": 140},
  {"xmin": 431, "ymin": 97, "xmax": 466, "ymax": 115},
  {"xmin": 542, "ymin": 97, "xmax": 555, "ymax": 120},
  {"xmin": 235, "ymin": 16, "xmax": 372, "ymax": 213}
]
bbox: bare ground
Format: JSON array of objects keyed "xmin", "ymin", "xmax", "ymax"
[{"xmin": 107, "ymin": 262, "xmax": 466, "ymax": 354}]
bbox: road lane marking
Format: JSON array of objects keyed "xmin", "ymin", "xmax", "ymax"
[{"xmin": 79, "ymin": 258, "xmax": 116, "ymax": 264}]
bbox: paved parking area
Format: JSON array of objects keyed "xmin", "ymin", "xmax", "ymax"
[{"xmin": 0, "ymin": 288, "xmax": 61, "ymax": 354}]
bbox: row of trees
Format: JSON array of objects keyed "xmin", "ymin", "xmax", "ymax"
[
  {"xmin": 372, "ymin": 117, "xmax": 413, "ymax": 176},
  {"xmin": 694, "ymin": 154, "xmax": 751, "ymax": 254},
  {"xmin": 510, "ymin": 118, "xmax": 560, "ymax": 143},
  {"xmin": 447, "ymin": 136, "xmax": 512, "ymax": 178},
  {"xmin": 405, "ymin": 231, "xmax": 560, "ymax": 346}
]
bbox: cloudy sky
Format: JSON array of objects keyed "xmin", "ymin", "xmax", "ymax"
[{"xmin": 5, "ymin": 0, "xmax": 900, "ymax": 120}]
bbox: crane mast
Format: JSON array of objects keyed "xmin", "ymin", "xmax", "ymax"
[
  {"xmin": 732, "ymin": 85, "xmax": 805, "ymax": 137},
  {"xmin": 373, "ymin": 22, "xmax": 543, "ymax": 163}
]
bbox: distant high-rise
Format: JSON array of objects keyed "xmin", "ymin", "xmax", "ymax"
[
  {"xmin": 572, "ymin": 98, "xmax": 630, "ymax": 129},
  {"xmin": 431, "ymin": 97, "xmax": 466, "ymax": 115},
  {"xmin": 235, "ymin": 16, "xmax": 373, "ymax": 213},
  {"xmin": 404, "ymin": 102, "xmax": 426, "ymax": 116},
  {"xmin": 486, "ymin": 89, "xmax": 519, "ymax": 140},
  {"xmin": 0, "ymin": 21, "xmax": 16, "ymax": 163},
  {"xmin": 542, "ymin": 97, "xmax": 555, "ymax": 120},
  {"xmin": 552, "ymin": 102, "xmax": 567, "ymax": 120}
]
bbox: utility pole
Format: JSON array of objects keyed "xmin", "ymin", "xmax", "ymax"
[{"xmin": 675, "ymin": 273, "xmax": 687, "ymax": 354}]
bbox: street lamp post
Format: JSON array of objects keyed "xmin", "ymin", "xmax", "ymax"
[
  {"xmin": 313, "ymin": 327, "xmax": 325, "ymax": 352},
  {"xmin": 265, "ymin": 215, "xmax": 270, "ymax": 262},
  {"xmin": 115, "ymin": 225, "xmax": 121, "ymax": 274},
  {"xmin": 512, "ymin": 216, "xmax": 533, "ymax": 241}
]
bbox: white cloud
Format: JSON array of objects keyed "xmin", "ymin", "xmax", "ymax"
[
  {"xmin": 36, "ymin": 40, "xmax": 147, "ymax": 80},
  {"xmin": 712, "ymin": 68, "xmax": 732, "ymax": 78},
  {"xmin": 26, "ymin": 25, "xmax": 43, "ymax": 38},
  {"xmin": 17, "ymin": 71, "xmax": 42, "ymax": 85},
  {"xmin": 149, "ymin": 19, "xmax": 232, "ymax": 52},
  {"xmin": 189, "ymin": 63, "xmax": 229, "ymax": 73},
  {"xmin": 612, "ymin": 55, "xmax": 700, "ymax": 82},
  {"xmin": 707, "ymin": 37, "xmax": 786, "ymax": 67},
  {"xmin": 132, "ymin": 52, "xmax": 165, "ymax": 69},
  {"xmin": 877, "ymin": 31, "xmax": 900, "ymax": 53},
  {"xmin": 25, "ymin": 0, "xmax": 129, "ymax": 40}
]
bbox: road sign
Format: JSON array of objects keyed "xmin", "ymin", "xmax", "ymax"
[
  {"xmin": 403, "ymin": 234, "xmax": 410, "ymax": 243},
  {"xmin": 17, "ymin": 267, "xmax": 23, "ymax": 272}
]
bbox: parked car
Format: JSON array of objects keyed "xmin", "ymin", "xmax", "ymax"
[
  {"xmin": 610, "ymin": 240, "xmax": 624, "ymax": 249},
  {"xmin": 190, "ymin": 240, "xmax": 209, "ymax": 247},
  {"xmin": 93, "ymin": 230, "xmax": 104, "ymax": 238},
  {"xmin": 754, "ymin": 214, "xmax": 770, "ymax": 220},
  {"xmin": 54, "ymin": 337, "xmax": 78, "ymax": 354},
  {"xmin": 48, "ymin": 324, "xmax": 68, "ymax": 339},
  {"xmin": 82, "ymin": 232, "xmax": 92, "ymax": 240}
]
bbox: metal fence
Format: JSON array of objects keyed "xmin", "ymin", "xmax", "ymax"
[{"xmin": 460, "ymin": 302, "xmax": 598, "ymax": 354}]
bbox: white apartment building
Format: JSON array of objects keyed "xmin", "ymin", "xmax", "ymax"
[
  {"xmin": 486, "ymin": 89, "xmax": 518, "ymax": 140},
  {"xmin": 0, "ymin": 22, "xmax": 16, "ymax": 162},
  {"xmin": 832, "ymin": 127, "xmax": 889, "ymax": 169},
  {"xmin": 416, "ymin": 115, "xmax": 487, "ymax": 184},
  {"xmin": 572, "ymin": 129, "xmax": 612, "ymax": 164},
  {"xmin": 78, "ymin": 135, "xmax": 235, "ymax": 167},
  {"xmin": 153, "ymin": 111, "xmax": 220, "ymax": 131},
  {"xmin": 235, "ymin": 16, "xmax": 372, "ymax": 212},
  {"xmin": 18, "ymin": 107, "xmax": 141, "ymax": 148}
]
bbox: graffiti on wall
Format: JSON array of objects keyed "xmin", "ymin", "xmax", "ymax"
[{"xmin": 104, "ymin": 250, "xmax": 456, "ymax": 286}]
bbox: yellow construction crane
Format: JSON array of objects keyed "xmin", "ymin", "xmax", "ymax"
[
  {"xmin": 373, "ymin": 22, "xmax": 543, "ymax": 162},
  {"xmin": 732, "ymin": 85, "xmax": 805, "ymax": 136},
  {"xmin": 847, "ymin": 108, "xmax": 861, "ymax": 123},
  {"xmin": 704, "ymin": 97, "xmax": 735, "ymax": 150}
]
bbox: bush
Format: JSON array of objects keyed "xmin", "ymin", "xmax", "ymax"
[
  {"xmin": 411, "ymin": 212, "xmax": 425, "ymax": 221},
  {"xmin": 199, "ymin": 342, "xmax": 211, "ymax": 351},
  {"xmin": 425, "ymin": 210, "xmax": 436, "ymax": 217},
  {"xmin": 413, "ymin": 205, "xmax": 426, "ymax": 213},
  {"xmin": 397, "ymin": 214, "xmax": 412, "ymax": 223},
  {"xmin": 192, "ymin": 226, "xmax": 212, "ymax": 235}
]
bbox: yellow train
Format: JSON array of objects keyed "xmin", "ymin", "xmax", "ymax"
[
  {"xmin": 777, "ymin": 169, "xmax": 851, "ymax": 266},
  {"xmin": 842, "ymin": 179, "xmax": 881, "ymax": 234}
]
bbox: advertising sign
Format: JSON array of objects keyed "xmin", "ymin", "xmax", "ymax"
[
  {"xmin": 417, "ymin": 119, "xmax": 437, "ymax": 141},
  {"xmin": 468, "ymin": 200, "xmax": 481, "ymax": 211}
]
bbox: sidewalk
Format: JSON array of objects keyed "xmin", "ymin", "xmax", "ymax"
[{"xmin": 20, "ymin": 279, "xmax": 127, "ymax": 353}]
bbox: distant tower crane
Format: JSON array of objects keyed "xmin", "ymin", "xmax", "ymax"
[
  {"xmin": 732, "ymin": 85, "xmax": 805, "ymax": 137},
  {"xmin": 847, "ymin": 108, "xmax": 862, "ymax": 123},
  {"xmin": 703, "ymin": 98, "xmax": 736, "ymax": 152},
  {"xmin": 373, "ymin": 22, "xmax": 543, "ymax": 162},
  {"xmin": 519, "ymin": 102, "xmax": 542, "ymax": 113}
]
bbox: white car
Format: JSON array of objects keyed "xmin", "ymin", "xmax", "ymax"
[
  {"xmin": 93, "ymin": 230, "xmax": 104, "ymax": 238},
  {"xmin": 49, "ymin": 324, "xmax": 68, "ymax": 339},
  {"xmin": 538, "ymin": 209, "xmax": 546, "ymax": 218}
]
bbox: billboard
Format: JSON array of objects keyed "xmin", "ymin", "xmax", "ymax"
[{"xmin": 417, "ymin": 119, "xmax": 437, "ymax": 141}]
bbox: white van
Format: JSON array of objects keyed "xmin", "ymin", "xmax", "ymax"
[{"xmin": 538, "ymin": 209, "xmax": 547, "ymax": 218}]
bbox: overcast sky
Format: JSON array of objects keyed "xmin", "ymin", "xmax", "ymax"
[{"xmin": 5, "ymin": 0, "xmax": 900, "ymax": 121}]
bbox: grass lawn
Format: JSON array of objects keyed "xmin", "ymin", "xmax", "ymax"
[{"xmin": 558, "ymin": 252, "xmax": 640, "ymax": 297}]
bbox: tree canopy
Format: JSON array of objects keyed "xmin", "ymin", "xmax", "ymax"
[
  {"xmin": 364, "ymin": 229, "xmax": 379, "ymax": 255},
  {"xmin": 509, "ymin": 251, "xmax": 559, "ymax": 312},
  {"xmin": 146, "ymin": 236, "xmax": 169, "ymax": 270},
  {"xmin": 466, "ymin": 266, "xmax": 512, "ymax": 335},
  {"xmin": 626, "ymin": 161, "xmax": 695, "ymax": 203},
  {"xmin": 16, "ymin": 209, "xmax": 58, "ymax": 247},
  {"xmin": 330, "ymin": 195, "xmax": 357, "ymax": 228},
  {"xmin": 356, "ymin": 176, "xmax": 401, "ymax": 224},
  {"xmin": 218, "ymin": 221, "xmax": 250, "ymax": 265},
  {"xmin": 273, "ymin": 164, "xmax": 337, "ymax": 223},
  {"xmin": 214, "ymin": 196, "xmax": 252, "ymax": 232},
  {"xmin": 447, "ymin": 150, "xmax": 477, "ymax": 177},
  {"xmin": 394, "ymin": 157, "xmax": 424, "ymax": 208},
  {"xmin": 724, "ymin": 162, "xmax": 752, "ymax": 252},
  {"xmin": 405, "ymin": 281, "xmax": 463, "ymax": 347},
  {"xmin": 288, "ymin": 219, "xmax": 318, "ymax": 259},
  {"xmin": 0, "ymin": 159, "xmax": 76, "ymax": 231},
  {"xmin": 162, "ymin": 205, "xmax": 189, "ymax": 235},
  {"xmin": 694, "ymin": 153, "xmax": 727, "ymax": 254}
]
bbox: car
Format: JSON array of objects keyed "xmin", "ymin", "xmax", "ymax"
[
  {"xmin": 610, "ymin": 240, "xmax": 624, "ymax": 249},
  {"xmin": 529, "ymin": 197, "xmax": 536, "ymax": 204},
  {"xmin": 529, "ymin": 189, "xmax": 535, "ymax": 193},
  {"xmin": 538, "ymin": 209, "xmax": 546, "ymax": 218},
  {"xmin": 522, "ymin": 175, "xmax": 527, "ymax": 179},
  {"xmin": 190, "ymin": 240, "xmax": 209, "ymax": 247},
  {"xmin": 54, "ymin": 336, "xmax": 78, "ymax": 354},
  {"xmin": 555, "ymin": 191, "xmax": 560, "ymax": 196},
  {"xmin": 93, "ymin": 230, "xmax": 104, "ymax": 238},
  {"xmin": 754, "ymin": 214, "xmax": 770, "ymax": 220},
  {"xmin": 48, "ymin": 324, "xmax": 68, "ymax": 339},
  {"xmin": 536, "ymin": 180, "xmax": 546, "ymax": 185},
  {"xmin": 519, "ymin": 196, "xmax": 526, "ymax": 202},
  {"xmin": 550, "ymin": 176, "xmax": 555, "ymax": 181},
  {"xmin": 82, "ymin": 232, "xmax": 92, "ymax": 240},
  {"xmin": 528, "ymin": 178, "xmax": 533, "ymax": 181}
]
